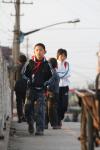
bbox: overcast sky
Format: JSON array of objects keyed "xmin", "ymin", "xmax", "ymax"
[{"xmin": 0, "ymin": 0, "xmax": 100, "ymax": 88}]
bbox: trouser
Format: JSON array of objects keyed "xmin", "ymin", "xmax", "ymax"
[
  {"xmin": 16, "ymin": 92, "xmax": 26, "ymax": 120},
  {"xmin": 58, "ymin": 86, "xmax": 69, "ymax": 125},
  {"xmin": 25, "ymin": 89, "xmax": 45, "ymax": 132},
  {"xmin": 45, "ymin": 92, "xmax": 59, "ymax": 127}
]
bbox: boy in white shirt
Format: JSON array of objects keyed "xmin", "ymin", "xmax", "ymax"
[{"xmin": 57, "ymin": 48, "xmax": 71, "ymax": 128}]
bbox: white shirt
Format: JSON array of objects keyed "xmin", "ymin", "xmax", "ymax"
[{"xmin": 57, "ymin": 60, "xmax": 71, "ymax": 87}]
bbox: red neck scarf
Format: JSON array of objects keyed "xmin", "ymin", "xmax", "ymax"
[{"xmin": 32, "ymin": 56, "xmax": 45, "ymax": 74}]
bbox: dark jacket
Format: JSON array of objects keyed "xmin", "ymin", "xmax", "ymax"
[
  {"xmin": 44, "ymin": 69, "xmax": 60, "ymax": 94},
  {"xmin": 14, "ymin": 63, "xmax": 27, "ymax": 94},
  {"xmin": 23, "ymin": 58, "xmax": 52, "ymax": 89}
]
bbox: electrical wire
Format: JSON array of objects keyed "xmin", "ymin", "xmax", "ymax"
[
  {"xmin": 72, "ymin": 69, "xmax": 95, "ymax": 82},
  {"xmin": 0, "ymin": 4, "xmax": 15, "ymax": 30},
  {"xmin": 72, "ymin": 65, "xmax": 95, "ymax": 70}
]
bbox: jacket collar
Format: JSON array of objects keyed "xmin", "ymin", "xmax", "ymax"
[{"xmin": 32, "ymin": 56, "xmax": 46, "ymax": 62}]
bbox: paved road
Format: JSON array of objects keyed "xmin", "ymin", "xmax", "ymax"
[{"xmin": 8, "ymin": 121, "xmax": 81, "ymax": 150}]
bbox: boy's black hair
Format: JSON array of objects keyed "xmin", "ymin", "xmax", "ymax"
[
  {"xmin": 19, "ymin": 54, "xmax": 27, "ymax": 63},
  {"xmin": 57, "ymin": 48, "xmax": 67, "ymax": 59},
  {"xmin": 48, "ymin": 58, "xmax": 57, "ymax": 68},
  {"xmin": 34, "ymin": 43, "xmax": 46, "ymax": 51}
]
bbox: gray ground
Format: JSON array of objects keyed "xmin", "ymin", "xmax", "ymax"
[{"xmin": 8, "ymin": 122, "xmax": 81, "ymax": 150}]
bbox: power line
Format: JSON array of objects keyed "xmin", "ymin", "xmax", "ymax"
[
  {"xmin": 0, "ymin": 34, "xmax": 13, "ymax": 40},
  {"xmin": 72, "ymin": 69, "xmax": 95, "ymax": 82},
  {"xmin": 72, "ymin": 65, "xmax": 95, "ymax": 70},
  {"xmin": 0, "ymin": 27, "xmax": 13, "ymax": 38},
  {"xmin": 0, "ymin": 6, "xmax": 14, "ymax": 39},
  {"xmin": 0, "ymin": 4, "xmax": 15, "ymax": 26},
  {"xmin": 82, "ymin": 0, "xmax": 100, "ymax": 16},
  {"xmin": 2, "ymin": 0, "xmax": 33, "ymax": 4},
  {"xmin": 0, "ymin": 27, "xmax": 12, "ymax": 33}
]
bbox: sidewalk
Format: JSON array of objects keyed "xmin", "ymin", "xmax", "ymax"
[
  {"xmin": 0, "ymin": 120, "xmax": 11, "ymax": 150},
  {"xmin": 8, "ymin": 121, "xmax": 81, "ymax": 150}
]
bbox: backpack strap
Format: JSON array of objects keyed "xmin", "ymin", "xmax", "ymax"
[{"xmin": 64, "ymin": 61, "xmax": 67, "ymax": 69}]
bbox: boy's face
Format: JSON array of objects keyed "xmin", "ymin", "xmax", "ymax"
[
  {"xmin": 58, "ymin": 54, "xmax": 66, "ymax": 62},
  {"xmin": 34, "ymin": 46, "xmax": 45, "ymax": 60}
]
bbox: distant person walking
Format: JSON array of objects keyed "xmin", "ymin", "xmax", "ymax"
[
  {"xmin": 44, "ymin": 58, "xmax": 60, "ymax": 129},
  {"xmin": 57, "ymin": 48, "xmax": 71, "ymax": 128},
  {"xmin": 14, "ymin": 54, "xmax": 27, "ymax": 123}
]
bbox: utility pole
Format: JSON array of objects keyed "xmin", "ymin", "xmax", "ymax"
[
  {"xmin": 2, "ymin": 0, "xmax": 33, "ymax": 116},
  {"xmin": 3, "ymin": 0, "xmax": 33, "ymax": 79},
  {"xmin": 2, "ymin": 0, "xmax": 33, "ymax": 63},
  {"xmin": 13, "ymin": 0, "xmax": 20, "ymax": 63},
  {"xmin": 3, "ymin": 0, "xmax": 20, "ymax": 62}
]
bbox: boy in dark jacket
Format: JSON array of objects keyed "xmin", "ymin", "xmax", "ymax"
[{"xmin": 23, "ymin": 43, "xmax": 52, "ymax": 135}]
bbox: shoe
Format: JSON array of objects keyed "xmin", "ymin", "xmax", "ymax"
[
  {"xmin": 52, "ymin": 126, "xmax": 59, "ymax": 129},
  {"xmin": 45, "ymin": 124, "xmax": 48, "ymax": 129},
  {"xmin": 35, "ymin": 131, "xmax": 44, "ymax": 136},
  {"xmin": 57, "ymin": 125, "xmax": 62, "ymax": 129},
  {"xmin": 28, "ymin": 123, "xmax": 34, "ymax": 134},
  {"xmin": 18, "ymin": 116, "xmax": 25, "ymax": 123},
  {"xmin": 17, "ymin": 118, "xmax": 22, "ymax": 123},
  {"xmin": 57, "ymin": 121, "xmax": 62, "ymax": 129},
  {"xmin": 22, "ymin": 116, "xmax": 26, "ymax": 122}
]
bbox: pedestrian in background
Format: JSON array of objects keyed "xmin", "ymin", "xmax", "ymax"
[
  {"xmin": 44, "ymin": 58, "xmax": 60, "ymax": 129},
  {"xmin": 57, "ymin": 48, "xmax": 71, "ymax": 128},
  {"xmin": 14, "ymin": 54, "xmax": 27, "ymax": 123}
]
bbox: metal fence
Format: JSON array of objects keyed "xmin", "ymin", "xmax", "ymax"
[{"xmin": 0, "ymin": 49, "xmax": 11, "ymax": 138}]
